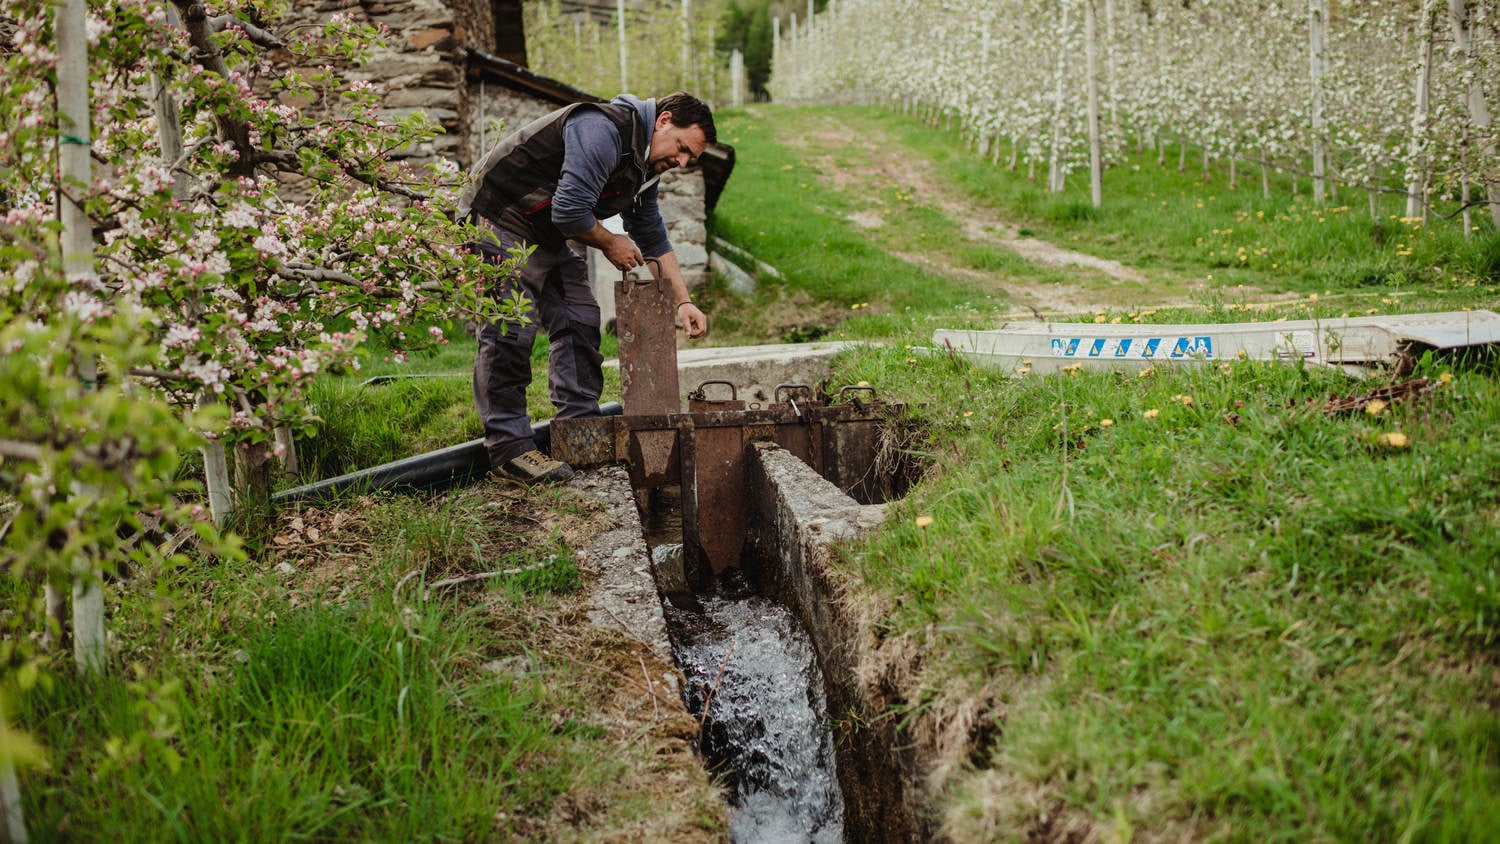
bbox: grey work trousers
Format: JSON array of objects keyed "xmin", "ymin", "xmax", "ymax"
[{"xmin": 472, "ymin": 226, "xmax": 604, "ymax": 467}]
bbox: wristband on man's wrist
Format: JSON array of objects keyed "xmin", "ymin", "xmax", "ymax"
[{"xmin": 675, "ymin": 300, "xmax": 692, "ymax": 309}]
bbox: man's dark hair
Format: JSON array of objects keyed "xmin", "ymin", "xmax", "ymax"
[{"xmin": 657, "ymin": 91, "xmax": 717, "ymax": 145}]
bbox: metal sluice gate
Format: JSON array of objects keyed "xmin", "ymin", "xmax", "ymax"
[{"xmin": 550, "ymin": 266, "xmax": 905, "ymax": 586}]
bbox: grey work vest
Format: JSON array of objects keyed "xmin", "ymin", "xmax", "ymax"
[{"xmin": 459, "ymin": 102, "xmax": 648, "ymax": 248}]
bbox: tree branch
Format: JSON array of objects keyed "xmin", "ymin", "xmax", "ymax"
[
  {"xmin": 251, "ymin": 144, "xmax": 433, "ymax": 202},
  {"xmin": 276, "ymin": 264, "xmax": 359, "ymax": 285},
  {"xmin": 169, "ymin": 0, "xmax": 254, "ymax": 173},
  {"xmin": 0, "ymin": 439, "xmax": 44, "ymax": 463},
  {"xmin": 207, "ymin": 14, "xmax": 283, "ymax": 50}
]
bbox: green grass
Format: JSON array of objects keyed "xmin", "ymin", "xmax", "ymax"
[
  {"xmin": 706, "ymin": 103, "xmax": 1500, "ymax": 838},
  {"xmin": 832, "ymin": 346, "xmax": 1500, "ymax": 839},
  {"xmin": 17, "ymin": 496, "xmax": 596, "ymax": 840},
  {"xmin": 869, "ymin": 108, "xmax": 1500, "ymax": 293},
  {"xmin": 9, "ymin": 475, "xmax": 727, "ymax": 840},
  {"xmin": 707, "ymin": 109, "xmax": 1000, "ymax": 328},
  {"xmin": 298, "ymin": 331, "xmax": 622, "ymax": 481},
  {"xmin": 13, "ymin": 101, "xmax": 1498, "ymax": 841}
]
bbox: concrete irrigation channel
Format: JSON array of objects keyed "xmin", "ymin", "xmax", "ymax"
[
  {"xmin": 562, "ymin": 425, "xmax": 930, "ymax": 841},
  {"xmin": 549, "ymin": 272, "xmax": 934, "ymax": 838},
  {"xmin": 274, "ymin": 337, "xmax": 938, "ymax": 839}
]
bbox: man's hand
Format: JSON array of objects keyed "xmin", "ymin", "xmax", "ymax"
[
  {"xmin": 679, "ymin": 302, "xmax": 707, "ymax": 338},
  {"xmin": 601, "ymin": 233, "xmax": 645, "ymax": 271}
]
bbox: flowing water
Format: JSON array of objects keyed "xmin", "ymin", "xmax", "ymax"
[{"xmin": 655, "ymin": 546, "xmax": 846, "ymax": 843}]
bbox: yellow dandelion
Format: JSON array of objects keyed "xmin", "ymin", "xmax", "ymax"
[
  {"xmin": 1100, "ymin": 418, "xmax": 1114, "ymax": 428},
  {"xmin": 915, "ymin": 515, "xmax": 934, "ymax": 529},
  {"xmin": 1143, "ymin": 408, "xmax": 1160, "ymax": 419},
  {"xmin": 1439, "ymin": 372, "xmax": 1454, "ymax": 383},
  {"xmin": 1375, "ymin": 431, "xmax": 1410, "ymax": 449},
  {"xmin": 1364, "ymin": 399, "xmax": 1388, "ymax": 415},
  {"xmin": 963, "ymin": 411, "xmax": 974, "ymax": 417},
  {"xmin": 1138, "ymin": 367, "xmax": 1156, "ymax": 378}
]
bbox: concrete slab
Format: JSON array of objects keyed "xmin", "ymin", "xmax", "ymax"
[
  {"xmin": 931, "ymin": 309, "xmax": 1500, "ymax": 377},
  {"xmin": 568, "ymin": 466, "xmax": 676, "ymax": 670},
  {"xmin": 606, "ymin": 340, "xmax": 869, "ymax": 406}
]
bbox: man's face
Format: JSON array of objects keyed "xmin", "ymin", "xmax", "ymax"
[{"xmin": 649, "ymin": 112, "xmax": 708, "ymax": 174}]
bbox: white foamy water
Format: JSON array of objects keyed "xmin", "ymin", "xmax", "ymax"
[{"xmin": 668, "ymin": 591, "xmax": 845, "ymax": 843}]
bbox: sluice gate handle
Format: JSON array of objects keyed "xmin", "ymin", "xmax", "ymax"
[
  {"xmin": 837, "ymin": 384, "xmax": 878, "ymax": 413},
  {"xmin": 774, "ymin": 383, "xmax": 817, "ymax": 419}
]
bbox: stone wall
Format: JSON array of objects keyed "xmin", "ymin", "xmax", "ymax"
[{"xmin": 283, "ymin": 1, "xmax": 709, "ymax": 296}]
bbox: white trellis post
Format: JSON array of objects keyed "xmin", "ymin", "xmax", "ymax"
[
  {"xmin": 1448, "ymin": 0, "xmax": 1500, "ymax": 227},
  {"xmin": 1, "ymin": 722, "xmax": 25, "ymax": 843},
  {"xmin": 152, "ymin": 6, "xmax": 233, "ymax": 528},
  {"xmin": 1085, "ymin": 0, "xmax": 1103, "ymax": 207},
  {"xmin": 1309, "ymin": 0, "xmax": 1328, "ymax": 203},
  {"xmin": 1406, "ymin": 0, "xmax": 1437, "ymax": 220},
  {"xmin": 55, "ymin": 0, "xmax": 106, "ymax": 676},
  {"xmin": 1104, "ymin": 0, "xmax": 1119, "ymax": 132},
  {"xmin": 1047, "ymin": 0, "xmax": 1073, "ymax": 194},
  {"xmin": 681, "ymin": 0, "xmax": 692, "ymax": 91},
  {"xmin": 732, "ymin": 48, "xmax": 745, "ymax": 106},
  {"xmin": 617, "ymin": 0, "xmax": 628, "ymax": 93},
  {"xmin": 772, "ymin": 16, "xmax": 780, "ymax": 98}
]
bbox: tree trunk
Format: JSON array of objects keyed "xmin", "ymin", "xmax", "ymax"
[
  {"xmin": 56, "ymin": 0, "xmax": 106, "ymax": 675},
  {"xmin": 1406, "ymin": 0, "xmax": 1436, "ymax": 220},
  {"xmin": 274, "ymin": 426, "xmax": 299, "ymax": 484},
  {"xmin": 1085, "ymin": 0, "xmax": 1103, "ymax": 207},
  {"xmin": 151, "ymin": 23, "xmax": 235, "ymax": 529},
  {"xmin": 1261, "ymin": 155, "xmax": 1271, "ymax": 199},
  {"xmin": 234, "ymin": 439, "xmax": 275, "ymax": 533},
  {"xmin": 1310, "ymin": 0, "xmax": 1329, "ymax": 203},
  {"xmin": 1449, "ymin": 0, "xmax": 1500, "ymax": 226},
  {"xmin": 1462, "ymin": 176, "xmax": 1473, "ymax": 238}
]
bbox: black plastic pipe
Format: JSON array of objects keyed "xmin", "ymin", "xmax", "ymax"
[{"xmin": 272, "ymin": 402, "xmax": 623, "ymax": 506}]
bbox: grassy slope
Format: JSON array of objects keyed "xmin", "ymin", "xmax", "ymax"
[
  {"xmin": 712, "ymin": 105, "xmax": 1500, "ymax": 840},
  {"xmin": 19, "ymin": 101, "xmax": 1497, "ymax": 841},
  {"xmin": 17, "ymin": 468, "xmax": 723, "ymax": 840}
]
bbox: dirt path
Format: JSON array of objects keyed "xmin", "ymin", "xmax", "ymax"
[{"xmin": 767, "ymin": 109, "xmax": 1199, "ymax": 316}]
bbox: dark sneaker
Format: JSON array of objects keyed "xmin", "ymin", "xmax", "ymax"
[{"xmin": 494, "ymin": 449, "xmax": 575, "ymax": 485}]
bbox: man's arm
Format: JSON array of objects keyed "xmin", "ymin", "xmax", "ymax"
[
  {"xmin": 554, "ymin": 111, "xmax": 628, "ymax": 251},
  {"xmin": 571, "ymin": 221, "xmax": 645, "ymax": 271},
  {"xmin": 648, "ymin": 250, "xmax": 707, "ymax": 338}
]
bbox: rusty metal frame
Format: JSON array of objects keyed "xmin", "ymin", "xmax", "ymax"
[{"xmin": 551, "ymin": 388, "xmax": 904, "ymax": 580}]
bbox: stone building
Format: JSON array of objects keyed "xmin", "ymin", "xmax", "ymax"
[{"xmin": 306, "ymin": 0, "xmax": 732, "ymax": 317}]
